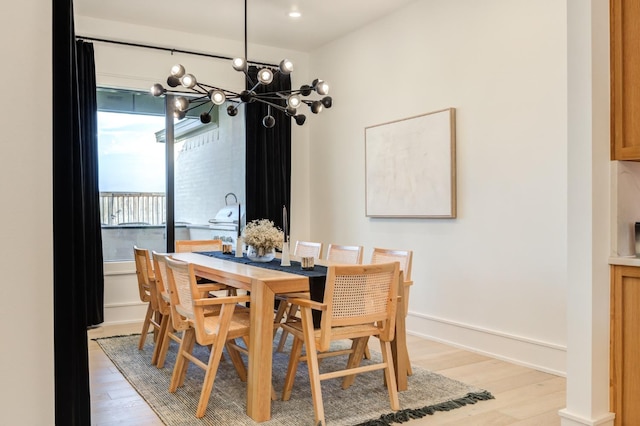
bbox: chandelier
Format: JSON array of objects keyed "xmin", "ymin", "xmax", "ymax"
[{"xmin": 150, "ymin": 0, "xmax": 332, "ymax": 128}]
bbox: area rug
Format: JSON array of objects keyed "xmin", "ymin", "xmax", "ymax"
[{"xmin": 95, "ymin": 333, "xmax": 493, "ymax": 425}]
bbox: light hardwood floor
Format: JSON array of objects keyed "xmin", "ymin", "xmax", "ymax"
[{"xmin": 88, "ymin": 323, "xmax": 566, "ymax": 425}]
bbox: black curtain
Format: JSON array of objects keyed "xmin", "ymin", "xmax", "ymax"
[
  {"xmin": 245, "ymin": 65, "xmax": 292, "ymax": 231},
  {"xmin": 75, "ymin": 40, "xmax": 104, "ymax": 326},
  {"xmin": 53, "ymin": 0, "xmax": 104, "ymax": 423}
]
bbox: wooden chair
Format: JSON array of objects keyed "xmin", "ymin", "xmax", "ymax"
[
  {"xmin": 151, "ymin": 251, "xmax": 186, "ymax": 369},
  {"xmin": 165, "ymin": 256, "xmax": 251, "ymax": 418},
  {"xmin": 326, "ymin": 244, "xmax": 364, "ymax": 264},
  {"xmin": 274, "ymin": 240, "xmax": 326, "ymax": 351},
  {"xmin": 175, "ymin": 239, "xmax": 236, "ymax": 295},
  {"xmin": 175, "ymin": 239, "xmax": 224, "ymax": 253},
  {"xmin": 275, "ymin": 243, "xmax": 364, "ymax": 350},
  {"xmin": 370, "ymin": 247, "xmax": 413, "ymax": 373},
  {"xmin": 133, "ymin": 246, "xmax": 164, "ymax": 361},
  {"xmin": 293, "ymin": 240, "xmax": 323, "ymax": 259},
  {"xmin": 280, "ymin": 262, "xmax": 401, "ymax": 426}
]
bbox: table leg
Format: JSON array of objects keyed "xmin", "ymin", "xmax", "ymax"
[
  {"xmin": 391, "ymin": 280, "xmax": 409, "ymax": 391},
  {"xmin": 246, "ymin": 279, "xmax": 275, "ymax": 422}
]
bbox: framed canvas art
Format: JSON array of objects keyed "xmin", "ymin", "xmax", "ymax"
[{"xmin": 365, "ymin": 108, "xmax": 456, "ymax": 218}]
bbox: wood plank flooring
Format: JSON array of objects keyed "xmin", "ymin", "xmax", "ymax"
[{"xmin": 88, "ymin": 323, "xmax": 565, "ymax": 425}]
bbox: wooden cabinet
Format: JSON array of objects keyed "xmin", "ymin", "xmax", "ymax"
[
  {"xmin": 611, "ymin": 0, "xmax": 640, "ymax": 160},
  {"xmin": 610, "ymin": 265, "xmax": 640, "ymax": 425}
]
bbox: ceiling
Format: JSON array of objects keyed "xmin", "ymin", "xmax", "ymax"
[{"xmin": 74, "ymin": 0, "xmax": 416, "ymax": 52}]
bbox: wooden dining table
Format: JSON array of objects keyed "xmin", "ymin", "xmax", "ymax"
[{"xmin": 171, "ymin": 251, "xmax": 409, "ymax": 423}]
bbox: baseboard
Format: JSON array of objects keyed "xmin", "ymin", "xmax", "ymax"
[
  {"xmin": 406, "ymin": 312, "xmax": 566, "ymax": 376},
  {"xmin": 559, "ymin": 409, "xmax": 615, "ymax": 426},
  {"xmin": 103, "ymin": 301, "xmax": 148, "ymax": 325}
]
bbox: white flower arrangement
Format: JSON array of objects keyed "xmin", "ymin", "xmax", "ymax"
[{"xmin": 242, "ymin": 219, "xmax": 284, "ymax": 251}]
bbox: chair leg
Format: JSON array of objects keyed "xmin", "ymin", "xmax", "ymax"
[
  {"xmin": 300, "ymin": 308, "xmax": 325, "ymax": 426},
  {"xmin": 276, "ymin": 303, "xmax": 299, "ymax": 352},
  {"xmin": 281, "ymin": 335, "xmax": 304, "ymax": 401},
  {"xmin": 195, "ymin": 339, "xmax": 226, "ymax": 418},
  {"xmin": 225, "ymin": 340, "xmax": 247, "ymax": 382},
  {"xmin": 156, "ymin": 318, "xmax": 176, "ymax": 369},
  {"xmin": 364, "ymin": 345, "xmax": 371, "ymax": 360},
  {"xmin": 342, "ymin": 337, "xmax": 369, "ymax": 390},
  {"xmin": 138, "ymin": 303, "xmax": 153, "ymax": 350},
  {"xmin": 169, "ymin": 328, "xmax": 195, "ymax": 392},
  {"xmin": 151, "ymin": 314, "xmax": 169, "ymax": 366},
  {"xmin": 380, "ymin": 340, "xmax": 400, "ymax": 411}
]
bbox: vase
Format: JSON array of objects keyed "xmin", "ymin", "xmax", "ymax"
[{"xmin": 246, "ymin": 245, "xmax": 276, "ymax": 262}]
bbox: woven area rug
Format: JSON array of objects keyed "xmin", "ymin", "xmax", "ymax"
[{"xmin": 95, "ymin": 333, "xmax": 493, "ymax": 425}]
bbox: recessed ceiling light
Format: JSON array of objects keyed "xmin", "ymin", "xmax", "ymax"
[{"xmin": 288, "ymin": 10, "xmax": 301, "ymax": 18}]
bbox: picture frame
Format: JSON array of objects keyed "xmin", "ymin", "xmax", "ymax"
[{"xmin": 365, "ymin": 108, "xmax": 456, "ymax": 218}]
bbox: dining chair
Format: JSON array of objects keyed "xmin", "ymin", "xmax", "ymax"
[
  {"xmin": 326, "ymin": 244, "xmax": 364, "ymax": 264},
  {"xmin": 280, "ymin": 262, "xmax": 401, "ymax": 426},
  {"xmin": 175, "ymin": 239, "xmax": 236, "ymax": 296},
  {"xmin": 151, "ymin": 251, "xmax": 185, "ymax": 369},
  {"xmin": 369, "ymin": 247, "xmax": 413, "ymax": 373},
  {"xmin": 273, "ymin": 239, "xmax": 323, "ymax": 343},
  {"xmin": 293, "ymin": 240, "xmax": 323, "ymax": 259},
  {"xmin": 175, "ymin": 239, "xmax": 224, "ymax": 253},
  {"xmin": 133, "ymin": 246, "xmax": 164, "ymax": 361},
  {"xmin": 165, "ymin": 256, "xmax": 251, "ymax": 418},
  {"xmin": 274, "ymin": 243, "xmax": 363, "ymax": 352}
]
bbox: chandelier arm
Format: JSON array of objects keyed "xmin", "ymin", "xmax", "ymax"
[
  {"xmin": 181, "ymin": 101, "xmax": 211, "ymax": 114},
  {"xmin": 192, "ymin": 84, "xmax": 210, "ymax": 95},
  {"xmin": 196, "ymin": 82, "xmax": 242, "ymax": 97},
  {"xmin": 253, "ymin": 98, "xmax": 289, "ymax": 114}
]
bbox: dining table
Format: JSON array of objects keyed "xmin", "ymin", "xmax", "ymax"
[{"xmin": 171, "ymin": 250, "xmax": 409, "ymax": 423}]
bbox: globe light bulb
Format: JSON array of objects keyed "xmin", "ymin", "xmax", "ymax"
[
  {"xmin": 209, "ymin": 90, "xmax": 226, "ymax": 105},
  {"xmin": 263, "ymin": 115, "xmax": 276, "ymax": 128},
  {"xmin": 311, "ymin": 101, "xmax": 323, "ymax": 114},
  {"xmin": 180, "ymin": 74, "xmax": 197, "ymax": 89},
  {"xmin": 200, "ymin": 112, "xmax": 212, "ymax": 124},
  {"xmin": 232, "ymin": 57, "xmax": 247, "ymax": 72},
  {"xmin": 174, "ymin": 96, "xmax": 189, "ymax": 111},
  {"xmin": 279, "ymin": 59, "xmax": 294, "ymax": 74},
  {"xmin": 170, "ymin": 64, "xmax": 185, "ymax": 78},
  {"xmin": 287, "ymin": 94, "xmax": 301, "ymax": 109},
  {"xmin": 257, "ymin": 68, "xmax": 274, "ymax": 85},
  {"xmin": 150, "ymin": 83, "xmax": 164, "ymax": 97},
  {"xmin": 316, "ymin": 80, "xmax": 329, "ymax": 95}
]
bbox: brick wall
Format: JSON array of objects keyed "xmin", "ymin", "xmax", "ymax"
[{"xmin": 175, "ymin": 108, "xmax": 246, "ymax": 225}]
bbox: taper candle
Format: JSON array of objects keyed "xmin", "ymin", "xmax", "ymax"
[{"xmin": 283, "ymin": 205, "xmax": 288, "ymax": 242}]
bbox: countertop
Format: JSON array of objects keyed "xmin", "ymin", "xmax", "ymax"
[{"xmin": 610, "ymin": 256, "xmax": 640, "ymax": 267}]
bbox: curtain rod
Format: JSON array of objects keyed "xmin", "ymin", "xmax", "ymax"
[{"xmin": 75, "ymin": 35, "xmax": 277, "ymax": 67}]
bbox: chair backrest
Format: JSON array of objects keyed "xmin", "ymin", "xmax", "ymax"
[
  {"xmin": 371, "ymin": 248, "xmax": 413, "ymax": 281},
  {"xmin": 151, "ymin": 251, "xmax": 172, "ymax": 314},
  {"xmin": 326, "ymin": 244, "xmax": 364, "ymax": 264},
  {"xmin": 294, "ymin": 240, "xmax": 323, "ymax": 259},
  {"xmin": 133, "ymin": 246, "xmax": 158, "ymax": 308},
  {"xmin": 165, "ymin": 256, "xmax": 198, "ymax": 328},
  {"xmin": 317, "ymin": 262, "xmax": 400, "ymax": 351},
  {"xmin": 175, "ymin": 239, "xmax": 223, "ymax": 253}
]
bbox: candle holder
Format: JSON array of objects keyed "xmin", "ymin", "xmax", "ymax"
[
  {"xmin": 235, "ymin": 236, "xmax": 244, "ymax": 258},
  {"xmin": 301, "ymin": 256, "xmax": 315, "ymax": 270},
  {"xmin": 280, "ymin": 237, "xmax": 291, "ymax": 266}
]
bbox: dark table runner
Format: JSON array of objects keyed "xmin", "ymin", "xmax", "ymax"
[{"xmin": 197, "ymin": 251, "xmax": 327, "ymax": 327}]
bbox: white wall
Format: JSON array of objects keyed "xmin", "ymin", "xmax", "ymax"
[
  {"xmin": 307, "ymin": 0, "xmax": 569, "ymax": 373},
  {"xmin": 0, "ymin": 0, "xmax": 54, "ymax": 424}
]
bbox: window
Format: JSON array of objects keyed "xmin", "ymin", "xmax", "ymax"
[{"xmin": 97, "ymin": 88, "xmax": 245, "ymax": 261}]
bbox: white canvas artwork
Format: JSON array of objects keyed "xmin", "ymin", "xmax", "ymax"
[{"xmin": 365, "ymin": 108, "xmax": 456, "ymax": 218}]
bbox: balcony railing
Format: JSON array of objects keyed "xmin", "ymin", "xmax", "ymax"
[{"xmin": 100, "ymin": 192, "xmax": 166, "ymax": 226}]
